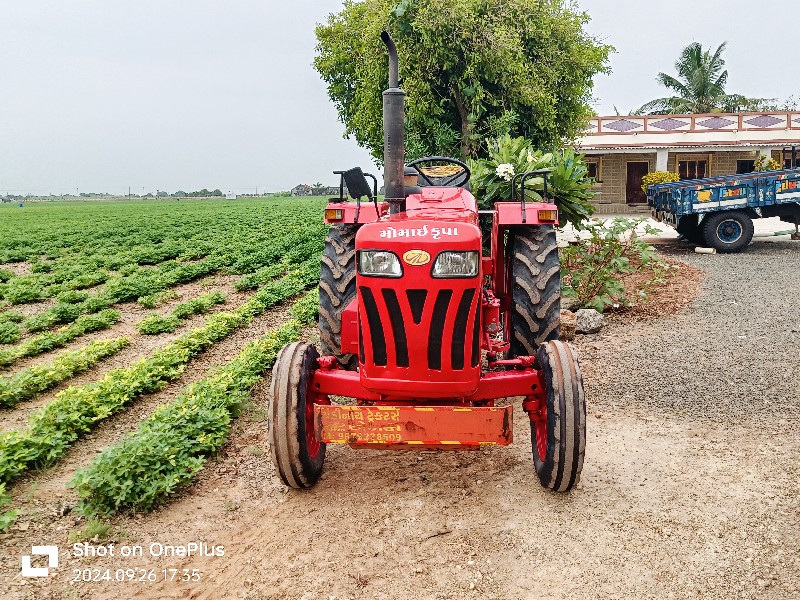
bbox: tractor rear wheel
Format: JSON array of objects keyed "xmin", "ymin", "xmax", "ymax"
[
  {"xmin": 269, "ymin": 342, "xmax": 326, "ymax": 489},
  {"xmin": 319, "ymin": 224, "xmax": 358, "ymax": 369},
  {"xmin": 531, "ymin": 340, "xmax": 586, "ymax": 492},
  {"xmin": 508, "ymin": 227, "xmax": 561, "ymax": 356}
]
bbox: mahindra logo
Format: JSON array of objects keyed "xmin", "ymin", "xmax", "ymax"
[
  {"xmin": 402, "ymin": 249, "xmax": 431, "ymax": 266},
  {"xmin": 20, "ymin": 546, "xmax": 58, "ymax": 577}
]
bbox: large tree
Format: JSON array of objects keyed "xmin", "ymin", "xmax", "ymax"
[
  {"xmin": 635, "ymin": 42, "xmax": 771, "ymax": 115},
  {"xmin": 314, "ymin": 0, "xmax": 611, "ymax": 161}
]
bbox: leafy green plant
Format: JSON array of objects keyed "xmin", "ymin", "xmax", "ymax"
[
  {"xmin": 641, "ymin": 171, "xmax": 680, "ymax": 193},
  {"xmin": 0, "ymin": 482, "xmax": 18, "ymax": 532},
  {"xmin": 56, "ymin": 289, "xmax": 90, "ymax": 304},
  {"xmin": 0, "ymin": 270, "xmax": 13, "ymax": 283},
  {"xmin": 69, "ymin": 519, "xmax": 110, "ymax": 542},
  {"xmin": 0, "ymin": 310, "xmax": 120, "ymax": 369},
  {"xmin": 137, "ymin": 291, "xmax": 226, "ymax": 335},
  {"xmin": 548, "ymin": 148, "xmax": 597, "ymax": 227},
  {"xmin": 72, "ymin": 292, "xmax": 319, "ymax": 515},
  {"xmin": 0, "ymin": 338, "xmax": 129, "ymax": 408},
  {"xmin": 468, "ymin": 134, "xmax": 553, "ymax": 206},
  {"xmin": 469, "ymin": 135, "xmax": 595, "ymax": 228},
  {"xmin": 0, "ymin": 266, "xmax": 318, "ymax": 486},
  {"xmin": 561, "ymin": 218, "xmax": 669, "ymax": 312},
  {"xmin": 0, "ymin": 322, "xmax": 21, "ymax": 344}
]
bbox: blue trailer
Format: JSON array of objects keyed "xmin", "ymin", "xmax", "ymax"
[{"xmin": 648, "ymin": 168, "xmax": 800, "ymax": 252}]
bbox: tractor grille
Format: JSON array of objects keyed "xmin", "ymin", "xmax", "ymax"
[{"xmin": 359, "ymin": 286, "xmax": 480, "ymax": 371}]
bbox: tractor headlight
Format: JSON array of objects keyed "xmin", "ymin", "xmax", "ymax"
[
  {"xmin": 358, "ymin": 250, "xmax": 402, "ymax": 277},
  {"xmin": 432, "ymin": 251, "xmax": 479, "ymax": 278}
]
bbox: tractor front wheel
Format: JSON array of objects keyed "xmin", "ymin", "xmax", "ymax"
[
  {"xmin": 269, "ymin": 342, "xmax": 326, "ymax": 489},
  {"xmin": 530, "ymin": 340, "xmax": 586, "ymax": 493},
  {"xmin": 509, "ymin": 226, "xmax": 561, "ymax": 356}
]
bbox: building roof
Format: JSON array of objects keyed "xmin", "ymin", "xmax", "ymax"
[{"xmin": 577, "ymin": 111, "xmax": 800, "ymax": 153}]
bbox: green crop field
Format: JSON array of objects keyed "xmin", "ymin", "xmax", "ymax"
[{"xmin": 0, "ymin": 197, "xmax": 328, "ymax": 523}]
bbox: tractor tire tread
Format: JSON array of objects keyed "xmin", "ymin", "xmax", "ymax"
[
  {"xmin": 509, "ymin": 227, "xmax": 561, "ymax": 356},
  {"xmin": 269, "ymin": 342, "xmax": 325, "ymax": 489},
  {"xmin": 319, "ymin": 224, "xmax": 358, "ymax": 370},
  {"xmin": 532, "ymin": 340, "xmax": 586, "ymax": 493}
]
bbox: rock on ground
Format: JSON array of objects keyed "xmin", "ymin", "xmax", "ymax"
[
  {"xmin": 560, "ymin": 308, "xmax": 577, "ymax": 340},
  {"xmin": 576, "ymin": 308, "xmax": 605, "ymax": 333}
]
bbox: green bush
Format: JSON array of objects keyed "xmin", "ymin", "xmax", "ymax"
[
  {"xmin": 641, "ymin": 171, "xmax": 680, "ymax": 193},
  {"xmin": 0, "ymin": 311, "xmax": 24, "ymax": 324},
  {"xmin": 469, "ymin": 135, "xmax": 595, "ymax": 228},
  {"xmin": 561, "ymin": 218, "xmax": 669, "ymax": 312},
  {"xmin": 137, "ymin": 291, "xmax": 226, "ymax": 335},
  {"xmin": 0, "ymin": 270, "xmax": 13, "ymax": 283},
  {"xmin": 0, "ymin": 338, "xmax": 129, "ymax": 408},
  {"xmin": 0, "ymin": 322, "xmax": 21, "ymax": 345},
  {"xmin": 0, "ymin": 482, "xmax": 18, "ymax": 532},
  {"xmin": 72, "ymin": 291, "xmax": 318, "ymax": 515},
  {"xmin": 56, "ymin": 289, "xmax": 90, "ymax": 304}
]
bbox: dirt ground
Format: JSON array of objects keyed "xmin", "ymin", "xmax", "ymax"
[{"xmin": 1, "ymin": 241, "xmax": 799, "ymax": 599}]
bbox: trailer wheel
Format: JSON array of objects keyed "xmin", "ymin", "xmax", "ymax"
[
  {"xmin": 702, "ymin": 211, "xmax": 754, "ymax": 253},
  {"xmin": 676, "ymin": 215, "xmax": 704, "ymax": 244},
  {"xmin": 319, "ymin": 224, "xmax": 358, "ymax": 369},
  {"xmin": 508, "ymin": 227, "xmax": 561, "ymax": 356},
  {"xmin": 269, "ymin": 342, "xmax": 326, "ymax": 489},
  {"xmin": 531, "ymin": 340, "xmax": 586, "ymax": 493}
]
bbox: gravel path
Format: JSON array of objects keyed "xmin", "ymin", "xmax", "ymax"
[
  {"xmin": 2, "ymin": 239, "xmax": 798, "ymax": 600},
  {"xmin": 584, "ymin": 238, "xmax": 800, "ymax": 421}
]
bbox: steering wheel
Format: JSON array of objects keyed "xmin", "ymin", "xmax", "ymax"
[{"xmin": 406, "ymin": 156, "xmax": 471, "ymax": 188}]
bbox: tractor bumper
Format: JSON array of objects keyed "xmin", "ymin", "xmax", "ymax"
[{"xmin": 313, "ymin": 404, "xmax": 513, "ymax": 448}]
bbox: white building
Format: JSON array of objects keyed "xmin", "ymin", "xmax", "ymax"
[{"xmin": 576, "ymin": 111, "xmax": 800, "ymax": 213}]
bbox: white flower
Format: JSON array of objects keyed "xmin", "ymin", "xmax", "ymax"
[
  {"xmin": 495, "ymin": 163, "xmax": 515, "ymax": 181},
  {"xmin": 526, "ymin": 151, "xmax": 534, "ymax": 163}
]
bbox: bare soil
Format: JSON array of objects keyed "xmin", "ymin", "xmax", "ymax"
[{"xmin": 1, "ymin": 243, "xmax": 799, "ymax": 599}]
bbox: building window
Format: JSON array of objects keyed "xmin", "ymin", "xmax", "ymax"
[
  {"xmin": 736, "ymin": 160, "xmax": 755, "ymax": 174},
  {"xmin": 676, "ymin": 154, "xmax": 711, "ymax": 180},
  {"xmin": 585, "ymin": 157, "xmax": 601, "ymax": 182}
]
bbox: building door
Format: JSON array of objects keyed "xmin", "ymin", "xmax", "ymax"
[{"xmin": 626, "ymin": 162, "xmax": 649, "ymax": 204}]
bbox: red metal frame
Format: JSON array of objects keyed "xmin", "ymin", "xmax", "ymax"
[{"xmin": 316, "ymin": 186, "xmax": 557, "ymax": 449}]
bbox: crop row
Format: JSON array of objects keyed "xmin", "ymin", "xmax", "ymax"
[
  {"xmin": 0, "ymin": 310, "xmax": 120, "ymax": 369},
  {"xmin": 137, "ymin": 291, "xmax": 226, "ymax": 335},
  {"xmin": 0, "ymin": 263, "xmax": 319, "ymax": 486},
  {"xmin": 72, "ymin": 292, "xmax": 318, "ymax": 514},
  {"xmin": 0, "ymin": 338, "xmax": 129, "ymax": 408}
]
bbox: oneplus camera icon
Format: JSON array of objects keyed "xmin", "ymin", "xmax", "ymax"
[{"xmin": 21, "ymin": 546, "xmax": 59, "ymax": 577}]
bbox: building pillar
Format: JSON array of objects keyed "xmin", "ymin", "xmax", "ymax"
[
  {"xmin": 656, "ymin": 149, "xmax": 669, "ymax": 172},
  {"xmin": 758, "ymin": 147, "xmax": 772, "ymax": 163}
]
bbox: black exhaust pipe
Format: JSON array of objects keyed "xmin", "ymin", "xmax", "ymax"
[{"xmin": 381, "ymin": 31, "xmax": 405, "ymax": 214}]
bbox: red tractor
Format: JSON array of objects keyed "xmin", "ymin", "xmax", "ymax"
[{"xmin": 270, "ymin": 32, "xmax": 585, "ymax": 493}]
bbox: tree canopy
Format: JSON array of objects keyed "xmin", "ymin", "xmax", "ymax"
[
  {"xmin": 314, "ymin": 0, "xmax": 612, "ymax": 161},
  {"xmin": 635, "ymin": 42, "xmax": 773, "ymax": 115}
]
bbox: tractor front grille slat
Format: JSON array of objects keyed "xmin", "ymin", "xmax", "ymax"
[
  {"xmin": 451, "ymin": 289, "xmax": 475, "ymax": 370},
  {"xmin": 360, "ymin": 287, "xmax": 387, "ymax": 366},
  {"xmin": 381, "ymin": 289, "xmax": 409, "ymax": 367},
  {"xmin": 406, "ymin": 289, "xmax": 427, "ymax": 325},
  {"xmin": 427, "ymin": 290, "xmax": 453, "ymax": 370}
]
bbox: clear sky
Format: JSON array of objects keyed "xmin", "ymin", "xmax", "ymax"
[{"xmin": 0, "ymin": 0, "xmax": 795, "ymax": 195}]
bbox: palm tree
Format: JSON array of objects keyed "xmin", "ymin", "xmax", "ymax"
[{"xmin": 635, "ymin": 42, "xmax": 769, "ymax": 115}]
